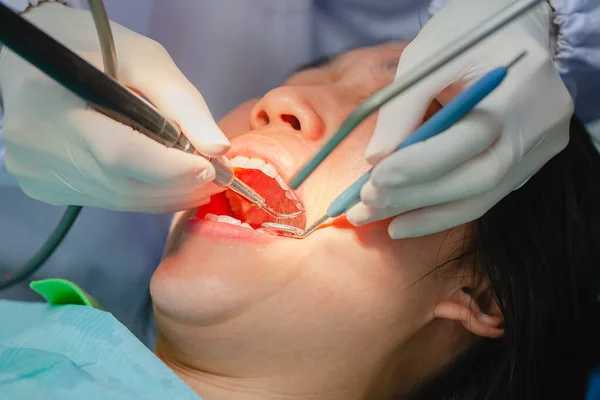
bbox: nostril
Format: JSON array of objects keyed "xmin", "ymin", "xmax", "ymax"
[
  {"xmin": 281, "ymin": 114, "xmax": 301, "ymax": 131},
  {"xmin": 256, "ymin": 110, "xmax": 270, "ymax": 127}
]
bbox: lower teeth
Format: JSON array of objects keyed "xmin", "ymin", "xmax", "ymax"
[{"xmin": 204, "ymin": 213, "xmax": 269, "ymax": 234}]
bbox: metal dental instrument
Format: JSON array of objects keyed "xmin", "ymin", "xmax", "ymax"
[
  {"xmin": 288, "ymin": 0, "xmax": 544, "ymax": 191},
  {"xmin": 0, "ymin": 3, "xmax": 300, "ymax": 220},
  {"xmin": 211, "ymin": 161, "xmax": 303, "ymax": 219},
  {"xmin": 88, "ymin": 0, "xmax": 118, "ymax": 80},
  {"xmin": 263, "ymin": 52, "xmax": 527, "ymax": 238}
]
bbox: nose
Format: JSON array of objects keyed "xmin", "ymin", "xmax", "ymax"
[{"xmin": 250, "ymin": 87, "xmax": 325, "ymax": 141}]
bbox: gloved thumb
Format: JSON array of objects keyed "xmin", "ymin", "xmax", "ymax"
[
  {"xmin": 120, "ymin": 49, "xmax": 230, "ymax": 158},
  {"xmin": 366, "ymin": 88, "xmax": 432, "ymax": 165},
  {"xmin": 366, "ymin": 45, "xmax": 470, "ymax": 165}
]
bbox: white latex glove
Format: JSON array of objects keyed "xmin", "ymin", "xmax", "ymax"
[
  {"xmin": 0, "ymin": 3, "xmax": 229, "ymax": 213},
  {"xmin": 346, "ymin": 0, "xmax": 574, "ymax": 239}
]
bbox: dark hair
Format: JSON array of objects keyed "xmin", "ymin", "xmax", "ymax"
[{"xmin": 410, "ymin": 117, "xmax": 600, "ymax": 400}]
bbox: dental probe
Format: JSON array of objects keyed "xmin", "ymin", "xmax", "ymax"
[
  {"xmin": 262, "ymin": 52, "xmax": 527, "ymax": 238},
  {"xmin": 287, "ymin": 0, "xmax": 543, "ymax": 191},
  {"xmin": 0, "ymin": 3, "xmax": 301, "ymax": 220}
]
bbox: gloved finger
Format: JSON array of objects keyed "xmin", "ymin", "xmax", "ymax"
[
  {"xmin": 65, "ymin": 189, "xmax": 210, "ymax": 214},
  {"xmin": 365, "ymin": 45, "xmax": 472, "ymax": 164},
  {"xmin": 365, "ymin": 92, "xmax": 431, "ymax": 165},
  {"xmin": 118, "ymin": 43, "xmax": 230, "ymax": 158},
  {"xmin": 346, "ymin": 196, "xmax": 485, "ymax": 238},
  {"xmin": 370, "ymin": 109, "xmax": 502, "ymax": 189},
  {"xmin": 386, "ymin": 199, "xmax": 485, "ymax": 239},
  {"xmin": 97, "ymin": 177, "xmax": 224, "ymax": 206},
  {"xmin": 2, "ymin": 143, "xmax": 44, "ymax": 181},
  {"xmin": 14, "ymin": 166, "xmax": 138, "ymax": 208},
  {"xmin": 1, "ymin": 73, "xmax": 87, "ymax": 151},
  {"xmin": 346, "ymin": 201, "xmax": 399, "ymax": 227},
  {"xmin": 6, "ymin": 129, "xmax": 217, "ymax": 204},
  {"xmin": 76, "ymin": 180, "xmax": 213, "ymax": 212},
  {"xmin": 29, "ymin": 154, "xmax": 223, "ymax": 212},
  {"xmin": 56, "ymin": 168, "xmax": 221, "ymax": 211},
  {"xmin": 361, "ymin": 134, "xmax": 517, "ymax": 211},
  {"xmin": 13, "ymin": 177, "xmax": 93, "ymax": 207},
  {"xmin": 104, "ymin": 177, "xmax": 225, "ymax": 200},
  {"xmin": 127, "ymin": 196, "xmax": 212, "ymax": 214},
  {"xmin": 3, "ymin": 144, "xmax": 95, "ymax": 203},
  {"xmin": 358, "ymin": 181, "xmax": 397, "ymax": 209},
  {"xmin": 373, "ymin": 107, "xmax": 570, "ymax": 212},
  {"xmin": 17, "ymin": 182, "xmax": 208, "ymax": 213},
  {"xmin": 78, "ymin": 154, "xmax": 225, "ymax": 199},
  {"xmin": 103, "ymin": 189, "xmax": 212, "ymax": 214},
  {"xmin": 356, "ymin": 134, "xmax": 564, "ymax": 238},
  {"xmin": 77, "ymin": 109, "xmax": 217, "ymax": 187}
]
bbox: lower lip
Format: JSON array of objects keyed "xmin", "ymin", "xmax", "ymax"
[{"xmin": 185, "ymin": 217, "xmax": 279, "ymax": 245}]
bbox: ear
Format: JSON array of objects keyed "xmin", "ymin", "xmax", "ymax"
[{"xmin": 434, "ymin": 288, "xmax": 504, "ymax": 339}]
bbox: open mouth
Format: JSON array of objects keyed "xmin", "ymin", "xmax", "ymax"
[{"xmin": 196, "ymin": 155, "xmax": 307, "ymax": 234}]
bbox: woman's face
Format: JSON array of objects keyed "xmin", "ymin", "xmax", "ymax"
[{"xmin": 151, "ymin": 43, "xmax": 472, "ymax": 391}]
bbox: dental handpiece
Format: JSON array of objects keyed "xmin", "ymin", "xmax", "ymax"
[{"xmin": 0, "ymin": 4, "xmax": 300, "ymax": 220}]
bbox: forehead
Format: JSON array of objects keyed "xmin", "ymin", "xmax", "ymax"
[
  {"xmin": 285, "ymin": 42, "xmax": 406, "ymax": 85},
  {"xmin": 331, "ymin": 42, "xmax": 406, "ymax": 71}
]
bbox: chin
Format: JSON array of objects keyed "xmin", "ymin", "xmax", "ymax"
[{"xmin": 150, "ymin": 215, "xmax": 317, "ymax": 326}]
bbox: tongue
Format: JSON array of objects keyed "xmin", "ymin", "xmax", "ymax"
[{"xmin": 196, "ymin": 192, "xmax": 231, "ymax": 219}]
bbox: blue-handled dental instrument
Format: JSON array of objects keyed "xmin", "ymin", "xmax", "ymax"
[
  {"xmin": 287, "ymin": 0, "xmax": 543, "ymax": 191},
  {"xmin": 261, "ymin": 51, "xmax": 527, "ymax": 239}
]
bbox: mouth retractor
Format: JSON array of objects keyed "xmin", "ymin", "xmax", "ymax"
[{"xmin": 260, "ymin": 215, "xmax": 328, "ymax": 239}]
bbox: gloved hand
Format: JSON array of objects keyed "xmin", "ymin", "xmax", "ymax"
[
  {"xmin": 346, "ymin": 0, "xmax": 574, "ymax": 239},
  {"xmin": 0, "ymin": 3, "xmax": 229, "ymax": 213}
]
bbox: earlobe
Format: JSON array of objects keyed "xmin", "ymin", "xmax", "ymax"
[{"xmin": 434, "ymin": 289, "xmax": 504, "ymax": 339}]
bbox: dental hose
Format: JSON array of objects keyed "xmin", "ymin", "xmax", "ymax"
[
  {"xmin": 0, "ymin": 206, "xmax": 82, "ymax": 289},
  {"xmin": 0, "ymin": 1, "xmax": 114, "ymax": 290}
]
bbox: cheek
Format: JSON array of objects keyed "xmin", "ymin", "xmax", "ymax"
[
  {"xmin": 218, "ymin": 99, "xmax": 258, "ymax": 139},
  {"xmin": 302, "ymin": 117, "xmax": 375, "ymax": 218},
  {"xmin": 327, "ymin": 114, "xmax": 377, "ymax": 179},
  {"xmin": 298, "ymin": 228, "xmax": 443, "ymax": 337},
  {"xmin": 161, "ymin": 210, "xmax": 194, "ymax": 258},
  {"xmin": 151, "ymin": 216, "xmax": 444, "ymax": 347}
]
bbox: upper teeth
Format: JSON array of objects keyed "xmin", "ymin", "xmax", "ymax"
[{"xmin": 229, "ymin": 156, "xmax": 289, "ymax": 190}]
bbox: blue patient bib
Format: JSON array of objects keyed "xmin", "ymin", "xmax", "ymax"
[{"xmin": 0, "ymin": 300, "xmax": 201, "ymax": 399}]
